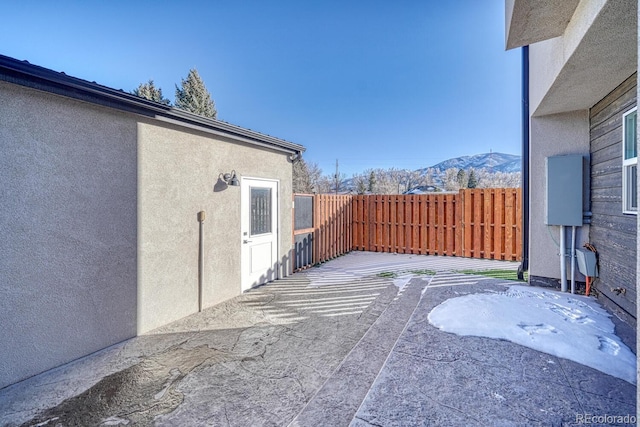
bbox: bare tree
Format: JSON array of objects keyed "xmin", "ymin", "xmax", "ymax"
[
  {"xmin": 315, "ymin": 175, "xmax": 333, "ymax": 194},
  {"xmin": 292, "ymin": 158, "xmax": 312, "ymax": 193},
  {"xmin": 443, "ymin": 168, "xmax": 461, "ymax": 191},
  {"xmin": 370, "ymin": 168, "xmax": 397, "ymax": 194},
  {"xmin": 351, "ymin": 173, "xmax": 367, "ymax": 194},
  {"xmin": 476, "ymin": 170, "xmax": 521, "ymax": 188},
  {"xmin": 423, "ymin": 168, "xmax": 438, "ymax": 186},
  {"xmin": 306, "ymin": 161, "xmax": 324, "ymax": 192},
  {"xmin": 293, "ymin": 159, "xmax": 328, "ymax": 193}
]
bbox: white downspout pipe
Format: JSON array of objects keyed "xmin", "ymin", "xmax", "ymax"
[
  {"xmin": 560, "ymin": 226, "xmax": 567, "ymax": 292},
  {"xmin": 570, "ymin": 226, "xmax": 576, "ymax": 294}
]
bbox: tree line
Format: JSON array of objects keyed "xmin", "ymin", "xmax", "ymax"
[
  {"xmin": 132, "ymin": 69, "xmax": 217, "ymax": 119},
  {"xmin": 293, "ymin": 158, "xmax": 520, "ymax": 194},
  {"xmin": 131, "ymin": 75, "xmax": 520, "ymax": 193}
]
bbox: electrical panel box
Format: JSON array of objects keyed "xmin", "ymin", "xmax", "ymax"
[{"xmin": 545, "ymin": 155, "xmax": 583, "ymax": 226}]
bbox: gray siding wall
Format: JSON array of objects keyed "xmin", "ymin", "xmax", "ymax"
[
  {"xmin": 589, "ymin": 72, "xmax": 637, "ymax": 321},
  {"xmin": 0, "ymin": 81, "xmax": 138, "ymax": 389}
]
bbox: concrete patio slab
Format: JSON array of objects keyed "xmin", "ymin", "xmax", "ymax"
[
  {"xmin": 0, "ymin": 252, "xmax": 634, "ymax": 426},
  {"xmin": 351, "ymin": 279, "xmax": 637, "ymax": 426},
  {"xmin": 291, "ymin": 278, "xmax": 430, "ymax": 426},
  {"xmin": 0, "ymin": 264, "xmax": 406, "ymax": 427}
]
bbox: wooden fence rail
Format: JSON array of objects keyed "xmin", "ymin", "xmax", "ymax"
[{"xmin": 293, "ymin": 188, "xmax": 521, "ymax": 271}]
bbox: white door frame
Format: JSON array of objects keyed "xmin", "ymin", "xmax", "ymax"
[{"xmin": 240, "ymin": 177, "xmax": 279, "ymax": 291}]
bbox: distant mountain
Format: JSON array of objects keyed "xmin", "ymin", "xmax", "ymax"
[
  {"xmin": 338, "ymin": 152, "xmax": 521, "ymax": 193},
  {"xmin": 421, "ymin": 152, "xmax": 521, "ymax": 174}
]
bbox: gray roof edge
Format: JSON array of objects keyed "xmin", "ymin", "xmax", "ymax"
[{"xmin": 0, "ymin": 54, "xmax": 305, "ymax": 154}]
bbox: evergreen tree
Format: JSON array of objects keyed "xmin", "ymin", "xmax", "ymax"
[
  {"xmin": 132, "ymin": 80, "xmax": 171, "ymax": 105},
  {"xmin": 467, "ymin": 169, "xmax": 478, "ymax": 188},
  {"xmin": 175, "ymin": 69, "xmax": 217, "ymax": 118},
  {"xmin": 367, "ymin": 170, "xmax": 376, "ymax": 193},
  {"xmin": 457, "ymin": 169, "xmax": 467, "ymax": 188}
]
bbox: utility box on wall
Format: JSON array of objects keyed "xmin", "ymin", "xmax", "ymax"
[
  {"xmin": 576, "ymin": 248, "xmax": 598, "ymax": 277},
  {"xmin": 545, "ymin": 155, "xmax": 583, "ymax": 226}
]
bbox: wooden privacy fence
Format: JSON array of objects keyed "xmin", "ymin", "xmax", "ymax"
[
  {"xmin": 459, "ymin": 188, "xmax": 521, "ymax": 260},
  {"xmin": 293, "ymin": 188, "xmax": 522, "ymax": 271},
  {"xmin": 293, "ymin": 194, "xmax": 353, "ymax": 270},
  {"xmin": 352, "ymin": 194, "xmax": 460, "ymax": 256}
]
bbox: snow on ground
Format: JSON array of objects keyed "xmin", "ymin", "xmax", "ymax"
[
  {"xmin": 428, "ymin": 285, "xmax": 637, "ymax": 384},
  {"xmin": 303, "ymin": 252, "xmax": 517, "ymax": 288},
  {"xmin": 391, "ymin": 274, "xmax": 419, "ymax": 290}
]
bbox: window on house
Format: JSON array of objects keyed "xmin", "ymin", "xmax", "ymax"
[{"xmin": 622, "ymin": 107, "xmax": 637, "ymax": 214}]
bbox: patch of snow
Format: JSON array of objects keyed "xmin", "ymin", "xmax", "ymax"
[
  {"xmin": 428, "ymin": 285, "xmax": 636, "ymax": 384},
  {"xmin": 392, "ymin": 274, "xmax": 414, "ymax": 290},
  {"xmin": 303, "ymin": 252, "xmax": 515, "ymax": 287},
  {"xmin": 34, "ymin": 418, "xmax": 60, "ymax": 427},
  {"xmin": 492, "ymin": 392, "xmax": 505, "ymax": 401},
  {"xmin": 101, "ymin": 417, "xmax": 130, "ymax": 426}
]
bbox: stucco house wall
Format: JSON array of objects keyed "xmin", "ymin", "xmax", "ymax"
[
  {"xmin": 0, "ymin": 80, "xmax": 138, "ymax": 389},
  {"xmin": 137, "ymin": 120, "xmax": 293, "ymax": 333},
  {"xmin": 0, "ymin": 57, "xmax": 301, "ymax": 389},
  {"xmin": 528, "ymin": 111, "xmax": 590, "ymax": 285}
]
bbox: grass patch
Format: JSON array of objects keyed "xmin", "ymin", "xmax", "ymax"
[
  {"xmin": 377, "ymin": 271, "xmax": 397, "ymax": 278},
  {"xmin": 377, "ymin": 269, "xmax": 436, "ymax": 279},
  {"xmin": 408, "ymin": 269, "xmax": 436, "ymax": 276},
  {"xmin": 458, "ymin": 269, "xmax": 527, "ymax": 282}
]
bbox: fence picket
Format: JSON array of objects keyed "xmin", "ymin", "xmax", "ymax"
[
  {"xmin": 495, "ymin": 189, "xmax": 504, "ymax": 259},
  {"xmin": 484, "ymin": 189, "xmax": 493, "ymax": 259},
  {"xmin": 293, "ymin": 188, "xmax": 522, "ymax": 271}
]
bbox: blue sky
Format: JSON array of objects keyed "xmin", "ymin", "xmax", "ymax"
[{"xmin": 2, "ymin": 1, "xmax": 521, "ymax": 177}]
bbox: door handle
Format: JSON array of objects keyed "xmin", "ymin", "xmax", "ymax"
[{"xmin": 243, "ymin": 239, "xmax": 253, "ymax": 244}]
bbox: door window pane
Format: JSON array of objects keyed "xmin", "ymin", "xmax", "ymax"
[{"xmin": 251, "ymin": 187, "xmax": 272, "ymax": 235}]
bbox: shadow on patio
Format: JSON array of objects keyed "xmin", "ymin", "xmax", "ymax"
[{"xmin": 0, "ymin": 252, "xmax": 634, "ymax": 426}]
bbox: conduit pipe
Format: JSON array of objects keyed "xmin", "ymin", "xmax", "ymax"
[
  {"xmin": 570, "ymin": 226, "xmax": 576, "ymax": 294},
  {"xmin": 198, "ymin": 211, "xmax": 206, "ymax": 312},
  {"xmin": 560, "ymin": 226, "xmax": 567, "ymax": 292}
]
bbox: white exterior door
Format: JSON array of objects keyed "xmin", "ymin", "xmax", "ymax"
[{"xmin": 241, "ymin": 178, "xmax": 279, "ymax": 291}]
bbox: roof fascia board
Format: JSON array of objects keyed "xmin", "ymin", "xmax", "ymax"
[
  {"xmin": 0, "ymin": 55, "xmax": 304, "ymax": 154},
  {"xmin": 155, "ymin": 115, "xmax": 299, "ymax": 155}
]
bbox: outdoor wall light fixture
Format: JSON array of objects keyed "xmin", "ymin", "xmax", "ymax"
[
  {"xmin": 288, "ymin": 152, "xmax": 302, "ymax": 162},
  {"xmin": 221, "ymin": 170, "xmax": 240, "ymax": 186}
]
